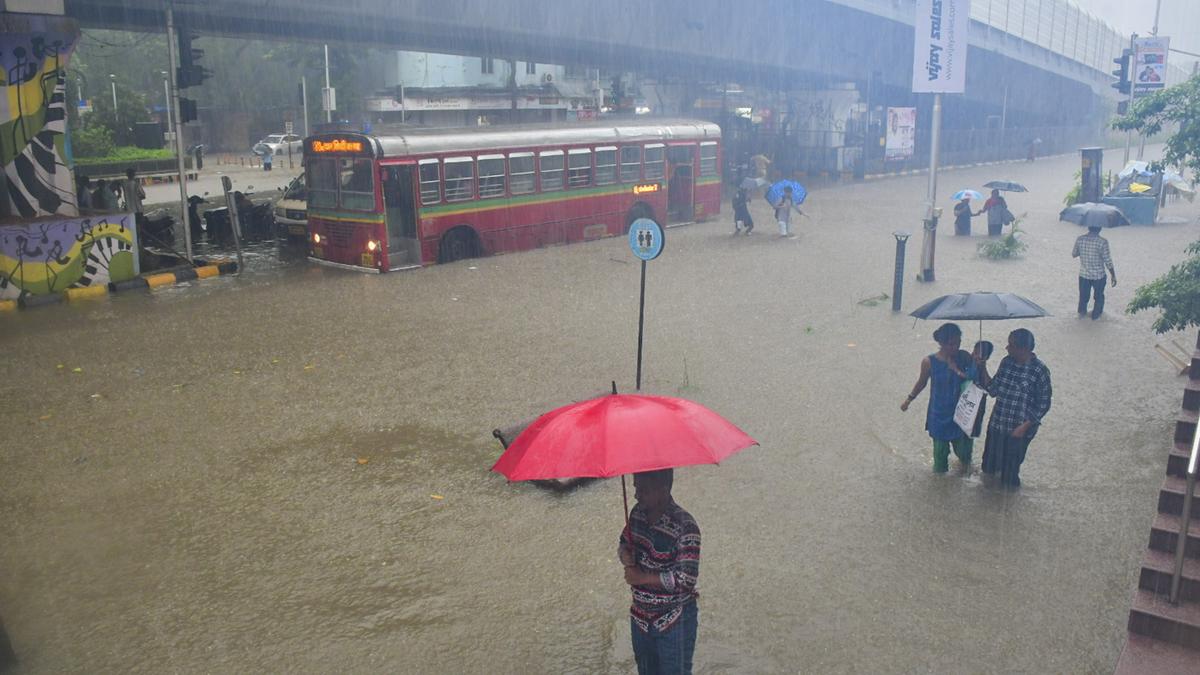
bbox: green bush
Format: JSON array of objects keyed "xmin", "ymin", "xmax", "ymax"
[
  {"xmin": 75, "ymin": 146, "xmax": 175, "ymax": 166},
  {"xmin": 977, "ymin": 223, "xmax": 1028, "ymax": 260},
  {"xmin": 71, "ymin": 125, "xmax": 115, "ymax": 158}
]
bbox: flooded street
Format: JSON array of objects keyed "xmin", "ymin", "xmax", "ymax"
[{"xmin": 3, "ymin": 148, "xmax": 1198, "ymax": 673}]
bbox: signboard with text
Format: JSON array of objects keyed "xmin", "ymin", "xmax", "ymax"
[
  {"xmin": 885, "ymin": 107, "xmax": 917, "ymax": 161},
  {"xmin": 1133, "ymin": 36, "xmax": 1169, "ymax": 98},
  {"xmin": 911, "ymin": 0, "xmax": 969, "ymax": 93}
]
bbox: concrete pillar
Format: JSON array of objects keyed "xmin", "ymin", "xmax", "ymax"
[{"xmin": 0, "ymin": 9, "xmax": 80, "ymax": 218}]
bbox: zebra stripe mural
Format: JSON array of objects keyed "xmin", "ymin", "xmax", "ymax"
[{"xmin": 0, "ymin": 15, "xmax": 79, "ymax": 218}]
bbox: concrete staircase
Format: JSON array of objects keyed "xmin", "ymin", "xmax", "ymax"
[{"xmin": 1116, "ymin": 333, "xmax": 1200, "ymax": 674}]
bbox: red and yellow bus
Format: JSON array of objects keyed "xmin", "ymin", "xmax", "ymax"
[{"xmin": 303, "ymin": 120, "xmax": 721, "ymax": 271}]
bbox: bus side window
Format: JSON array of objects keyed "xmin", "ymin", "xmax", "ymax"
[
  {"xmin": 509, "ymin": 153, "xmax": 535, "ymax": 195},
  {"xmin": 539, "ymin": 151, "xmax": 563, "ymax": 191},
  {"xmin": 567, "ymin": 149, "xmax": 591, "ymax": 188},
  {"xmin": 700, "ymin": 142, "xmax": 719, "ymax": 177},
  {"xmin": 444, "ymin": 157, "xmax": 475, "ymax": 202},
  {"xmin": 419, "ymin": 160, "xmax": 441, "ymax": 204},
  {"xmin": 595, "ymin": 147, "xmax": 617, "ymax": 185},
  {"xmin": 644, "ymin": 145, "xmax": 665, "ymax": 180},
  {"xmin": 478, "ymin": 155, "xmax": 506, "ymax": 199},
  {"xmin": 620, "ymin": 146, "xmax": 641, "ymax": 183}
]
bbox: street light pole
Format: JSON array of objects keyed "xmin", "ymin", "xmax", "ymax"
[
  {"xmin": 323, "ymin": 44, "xmax": 332, "ymax": 123},
  {"xmin": 165, "ymin": 5, "xmax": 193, "ymax": 263},
  {"xmin": 919, "ymin": 92, "xmax": 942, "ymax": 282},
  {"xmin": 161, "ymin": 71, "xmax": 172, "ymax": 140}
]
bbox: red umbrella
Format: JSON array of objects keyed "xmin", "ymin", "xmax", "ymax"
[{"xmin": 491, "ymin": 393, "xmax": 757, "ymax": 523}]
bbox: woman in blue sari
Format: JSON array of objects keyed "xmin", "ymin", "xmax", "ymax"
[{"xmin": 901, "ymin": 323, "xmax": 979, "ymax": 472}]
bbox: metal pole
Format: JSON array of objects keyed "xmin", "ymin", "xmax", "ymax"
[
  {"xmin": 221, "ymin": 176, "xmax": 244, "ymax": 273},
  {"xmin": 635, "ymin": 259, "xmax": 647, "ymax": 391},
  {"xmin": 300, "ymin": 76, "xmax": 309, "ymax": 137},
  {"xmin": 999, "ymin": 84, "xmax": 1008, "ymax": 157},
  {"xmin": 920, "ymin": 93, "xmax": 942, "ymax": 282},
  {"xmin": 892, "ymin": 232, "xmax": 910, "ymax": 311},
  {"xmin": 1170, "ymin": 422, "xmax": 1200, "ymax": 604},
  {"xmin": 324, "ymin": 44, "xmax": 332, "ymax": 123},
  {"xmin": 1123, "ymin": 34, "xmax": 1137, "ymax": 167},
  {"xmin": 165, "ymin": 5, "xmax": 193, "ymax": 263}
]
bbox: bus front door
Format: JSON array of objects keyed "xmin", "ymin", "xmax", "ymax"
[
  {"xmin": 383, "ymin": 165, "xmax": 421, "ymax": 268},
  {"xmin": 666, "ymin": 145, "xmax": 695, "ymax": 224}
]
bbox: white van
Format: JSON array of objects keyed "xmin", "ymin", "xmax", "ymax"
[{"xmin": 274, "ymin": 172, "xmax": 307, "ymax": 239}]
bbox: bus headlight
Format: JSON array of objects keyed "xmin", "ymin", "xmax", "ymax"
[
  {"xmin": 313, "ymin": 233, "xmax": 321, "ymax": 244},
  {"xmin": 367, "ymin": 240, "xmax": 378, "ymax": 252}
]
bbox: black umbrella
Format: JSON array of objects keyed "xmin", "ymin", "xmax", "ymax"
[
  {"xmin": 1059, "ymin": 202, "xmax": 1131, "ymax": 228},
  {"xmin": 910, "ymin": 291, "xmax": 1050, "ymax": 339},
  {"xmin": 983, "ymin": 180, "xmax": 1028, "ymax": 193}
]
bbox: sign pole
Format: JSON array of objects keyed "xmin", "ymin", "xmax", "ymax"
[
  {"xmin": 165, "ymin": 5, "xmax": 193, "ymax": 263},
  {"xmin": 628, "ymin": 217, "xmax": 664, "ymax": 392},
  {"xmin": 636, "ymin": 259, "xmax": 647, "ymax": 391}
]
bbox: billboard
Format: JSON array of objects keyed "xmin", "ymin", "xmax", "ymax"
[
  {"xmin": 1133, "ymin": 36, "xmax": 1169, "ymax": 98},
  {"xmin": 885, "ymin": 107, "xmax": 917, "ymax": 161},
  {"xmin": 912, "ymin": 0, "xmax": 970, "ymax": 93}
]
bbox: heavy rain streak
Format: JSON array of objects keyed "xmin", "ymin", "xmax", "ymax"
[{"xmin": 2, "ymin": 0, "xmax": 1200, "ymax": 673}]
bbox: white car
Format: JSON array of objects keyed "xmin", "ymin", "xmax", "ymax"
[
  {"xmin": 253, "ymin": 133, "xmax": 303, "ymax": 157},
  {"xmin": 274, "ymin": 173, "xmax": 307, "ymax": 239}
]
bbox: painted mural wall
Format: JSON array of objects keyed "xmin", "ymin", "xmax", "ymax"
[
  {"xmin": 0, "ymin": 14, "xmax": 79, "ymax": 218},
  {"xmin": 0, "ymin": 214, "xmax": 138, "ymax": 299}
]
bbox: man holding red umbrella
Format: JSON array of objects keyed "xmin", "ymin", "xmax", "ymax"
[{"xmin": 619, "ymin": 469, "xmax": 701, "ymax": 674}]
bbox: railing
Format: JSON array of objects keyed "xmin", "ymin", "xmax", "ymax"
[{"xmin": 1170, "ymin": 418, "xmax": 1200, "ymax": 603}]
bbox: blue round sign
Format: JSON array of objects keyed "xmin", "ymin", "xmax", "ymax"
[{"xmin": 628, "ymin": 218, "xmax": 664, "ymax": 261}]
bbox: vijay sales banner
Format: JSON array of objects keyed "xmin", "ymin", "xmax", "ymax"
[{"xmin": 912, "ymin": 0, "xmax": 970, "ymax": 94}]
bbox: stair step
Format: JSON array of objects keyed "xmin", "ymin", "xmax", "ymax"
[
  {"xmin": 1170, "ymin": 443, "xmax": 1193, "ymax": 479},
  {"xmin": 1151, "ymin": 513, "xmax": 1200, "ymax": 560},
  {"xmin": 1129, "ymin": 588, "xmax": 1200, "ymax": 649},
  {"xmin": 1159, "ymin": 476, "xmax": 1200, "ymax": 518},
  {"xmin": 1114, "ymin": 633, "xmax": 1200, "ymax": 674},
  {"xmin": 1177, "ymin": 410, "xmax": 1200, "ymax": 445},
  {"xmin": 1140, "ymin": 548, "xmax": 1200, "ymax": 602},
  {"xmin": 1184, "ymin": 380, "xmax": 1200, "ymax": 413}
]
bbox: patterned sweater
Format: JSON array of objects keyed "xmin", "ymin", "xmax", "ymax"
[{"xmin": 619, "ymin": 500, "xmax": 701, "ymax": 633}]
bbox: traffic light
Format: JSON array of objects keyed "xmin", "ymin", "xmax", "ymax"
[
  {"xmin": 179, "ymin": 98, "xmax": 198, "ymax": 123},
  {"xmin": 176, "ymin": 28, "xmax": 210, "ymax": 89},
  {"xmin": 1117, "ymin": 100, "xmax": 1129, "ymax": 115},
  {"xmin": 1111, "ymin": 49, "xmax": 1132, "ymax": 96}
]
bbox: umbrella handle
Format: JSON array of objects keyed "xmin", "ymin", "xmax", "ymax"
[{"xmin": 621, "ymin": 474, "xmax": 632, "ymax": 562}]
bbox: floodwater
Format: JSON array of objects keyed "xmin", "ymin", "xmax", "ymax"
[{"xmin": 2, "ymin": 148, "xmax": 1197, "ymax": 673}]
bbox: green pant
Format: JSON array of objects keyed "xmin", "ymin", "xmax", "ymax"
[{"xmin": 932, "ymin": 437, "xmax": 974, "ymax": 472}]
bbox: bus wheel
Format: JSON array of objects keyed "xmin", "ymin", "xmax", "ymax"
[
  {"xmin": 438, "ymin": 227, "xmax": 480, "ymax": 263},
  {"xmin": 624, "ymin": 204, "xmax": 655, "ymax": 233}
]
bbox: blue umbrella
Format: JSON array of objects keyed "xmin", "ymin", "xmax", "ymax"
[
  {"xmin": 764, "ymin": 180, "xmax": 807, "ymax": 205},
  {"xmin": 952, "ymin": 189, "xmax": 984, "ymax": 201}
]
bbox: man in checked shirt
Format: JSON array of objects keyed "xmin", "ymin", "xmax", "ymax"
[
  {"xmin": 977, "ymin": 328, "xmax": 1053, "ymax": 488},
  {"xmin": 619, "ymin": 469, "xmax": 700, "ymax": 674},
  {"xmin": 1072, "ymin": 225, "xmax": 1117, "ymax": 319}
]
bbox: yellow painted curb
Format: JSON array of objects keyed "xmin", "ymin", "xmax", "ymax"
[
  {"xmin": 64, "ymin": 285, "xmax": 108, "ymax": 301},
  {"xmin": 0, "ymin": 299, "xmax": 15, "ymax": 311},
  {"xmin": 195, "ymin": 265, "xmax": 220, "ymax": 279},
  {"xmin": 145, "ymin": 273, "xmax": 177, "ymax": 289}
]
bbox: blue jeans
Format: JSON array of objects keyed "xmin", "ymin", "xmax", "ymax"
[{"xmin": 631, "ymin": 602, "xmax": 698, "ymax": 675}]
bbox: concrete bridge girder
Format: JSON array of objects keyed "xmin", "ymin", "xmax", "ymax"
[{"xmin": 65, "ymin": 0, "xmax": 1104, "ymax": 125}]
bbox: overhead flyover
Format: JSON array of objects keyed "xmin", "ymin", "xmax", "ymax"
[{"xmin": 66, "ymin": 0, "xmax": 1126, "ymax": 103}]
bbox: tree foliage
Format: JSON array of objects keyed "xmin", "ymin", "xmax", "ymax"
[
  {"xmin": 1116, "ymin": 73, "xmax": 1200, "ymax": 334},
  {"xmin": 1114, "ymin": 73, "xmax": 1200, "ymax": 179},
  {"xmin": 1128, "ymin": 239, "xmax": 1200, "ymax": 334}
]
